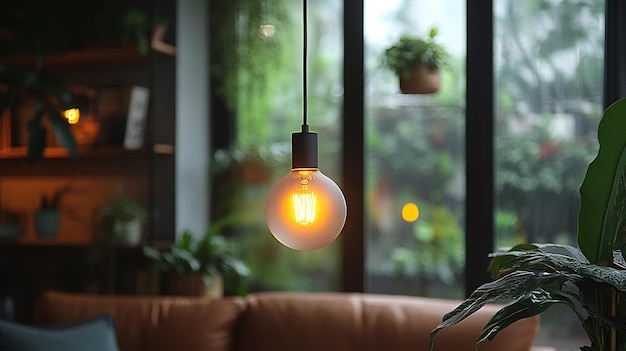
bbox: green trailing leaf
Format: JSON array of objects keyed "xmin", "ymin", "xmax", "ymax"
[
  {"xmin": 48, "ymin": 108, "xmax": 77, "ymax": 158},
  {"xmin": 27, "ymin": 108, "xmax": 46, "ymax": 163},
  {"xmin": 578, "ymin": 97, "xmax": 626, "ymax": 265}
]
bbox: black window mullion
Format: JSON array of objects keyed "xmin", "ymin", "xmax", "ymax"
[
  {"xmin": 604, "ymin": 0, "xmax": 626, "ymax": 108},
  {"xmin": 341, "ymin": 0, "xmax": 365, "ymax": 293},
  {"xmin": 465, "ymin": 0, "xmax": 494, "ymax": 297}
]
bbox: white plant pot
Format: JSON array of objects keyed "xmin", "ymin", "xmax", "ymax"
[{"xmin": 114, "ymin": 219, "xmax": 143, "ymax": 246}]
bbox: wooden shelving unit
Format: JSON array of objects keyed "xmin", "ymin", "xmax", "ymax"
[
  {"xmin": 0, "ymin": 0, "xmax": 178, "ymax": 327},
  {"xmin": 0, "ymin": 1, "xmax": 176, "ymax": 243},
  {"xmin": 0, "ymin": 148, "xmax": 150, "ymax": 176},
  {"xmin": 4, "ymin": 45, "xmax": 148, "ymax": 69}
]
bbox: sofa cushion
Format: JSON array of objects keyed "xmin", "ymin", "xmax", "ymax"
[
  {"xmin": 0, "ymin": 315, "xmax": 119, "ymax": 351},
  {"xmin": 35, "ymin": 291, "xmax": 246, "ymax": 351},
  {"xmin": 234, "ymin": 292, "xmax": 539, "ymax": 351}
]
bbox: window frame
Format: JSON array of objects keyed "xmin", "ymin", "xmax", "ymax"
[{"xmin": 341, "ymin": 0, "xmax": 625, "ymax": 295}]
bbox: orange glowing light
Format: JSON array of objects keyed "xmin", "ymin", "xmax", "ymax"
[
  {"xmin": 265, "ymin": 169, "xmax": 347, "ymax": 251},
  {"xmin": 293, "ymin": 187, "xmax": 317, "ymax": 225},
  {"xmin": 63, "ymin": 108, "xmax": 80, "ymax": 124}
]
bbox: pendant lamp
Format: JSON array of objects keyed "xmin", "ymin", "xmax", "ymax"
[{"xmin": 265, "ymin": 0, "xmax": 347, "ymax": 251}]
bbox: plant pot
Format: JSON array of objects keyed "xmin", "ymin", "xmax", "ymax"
[
  {"xmin": 34, "ymin": 210, "xmax": 60, "ymax": 238},
  {"xmin": 169, "ymin": 273, "xmax": 223, "ymax": 298},
  {"xmin": 399, "ymin": 63, "xmax": 441, "ymax": 94},
  {"xmin": 237, "ymin": 157, "xmax": 273, "ymax": 185},
  {"xmin": 113, "ymin": 218, "xmax": 143, "ymax": 246}
]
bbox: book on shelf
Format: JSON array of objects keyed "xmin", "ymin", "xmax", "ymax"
[
  {"xmin": 123, "ymin": 86, "xmax": 150, "ymax": 149},
  {"xmin": 95, "ymin": 85, "xmax": 149, "ymax": 149}
]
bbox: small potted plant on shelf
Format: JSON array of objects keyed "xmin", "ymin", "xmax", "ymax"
[
  {"xmin": 143, "ymin": 222, "xmax": 251, "ymax": 298},
  {"xmin": 96, "ymin": 191, "xmax": 148, "ymax": 247},
  {"xmin": 383, "ymin": 27, "xmax": 450, "ymax": 94},
  {"xmin": 430, "ymin": 98, "xmax": 626, "ymax": 351},
  {"xmin": 34, "ymin": 185, "xmax": 72, "ymax": 238}
]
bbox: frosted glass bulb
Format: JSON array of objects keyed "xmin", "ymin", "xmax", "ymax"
[{"xmin": 265, "ymin": 168, "xmax": 347, "ymax": 251}]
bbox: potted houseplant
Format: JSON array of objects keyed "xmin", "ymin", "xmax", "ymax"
[
  {"xmin": 33, "ymin": 185, "xmax": 72, "ymax": 238},
  {"xmin": 96, "ymin": 191, "xmax": 148, "ymax": 246},
  {"xmin": 211, "ymin": 145, "xmax": 279, "ymax": 187},
  {"xmin": 143, "ymin": 223, "xmax": 251, "ymax": 298},
  {"xmin": 430, "ymin": 98, "xmax": 626, "ymax": 351},
  {"xmin": 383, "ymin": 27, "xmax": 450, "ymax": 94}
]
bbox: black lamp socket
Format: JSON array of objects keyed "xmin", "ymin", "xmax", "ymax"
[{"xmin": 291, "ymin": 127, "xmax": 318, "ymax": 168}]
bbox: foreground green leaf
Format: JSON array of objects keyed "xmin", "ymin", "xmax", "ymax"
[
  {"xmin": 430, "ymin": 270, "xmax": 552, "ymax": 350},
  {"xmin": 475, "ymin": 290, "xmax": 562, "ymax": 349},
  {"xmin": 489, "ymin": 244, "xmax": 626, "ymax": 292},
  {"xmin": 432, "ymin": 98, "xmax": 626, "ymax": 351},
  {"xmin": 578, "ymin": 98, "xmax": 626, "ymax": 265}
]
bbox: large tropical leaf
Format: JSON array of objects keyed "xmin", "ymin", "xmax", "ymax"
[
  {"xmin": 475, "ymin": 289, "xmax": 579, "ymax": 348},
  {"xmin": 489, "ymin": 244, "xmax": 626, "ymax": 292},
  {"xmin": 488, "ymin": 243, "xmax": 584, "ymax": 277},
  {"xmin": 431, "ymin": 243, "xmax": 626, "ymax": 350},
  {"xmin": 578, "ymin": 97, "xmax": 626, "ymax": 265},
  {"xmin": 429, "ymin": 270, "xmax": 556, "ymax": 350}
]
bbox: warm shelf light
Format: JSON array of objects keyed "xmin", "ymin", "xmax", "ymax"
[
  {"xmin": 265, "ymin": 1, "xmax": 347, "ymax": 250},
  {"xmin": 63, "ymin": 108, "xmax": 80, "ymax": 124}
]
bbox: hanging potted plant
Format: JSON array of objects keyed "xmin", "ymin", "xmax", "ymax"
[{"xmin": 383, "ymin": 27, "xmax": 450, "ymax": 94}]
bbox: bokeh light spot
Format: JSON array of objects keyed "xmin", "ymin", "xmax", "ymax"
[{"xmin": 402, "ymin": 202, "xmax": 420, "ymax": 222}]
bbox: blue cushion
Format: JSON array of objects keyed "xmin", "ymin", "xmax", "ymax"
[{"xmin": 0, "ymin": 315, "xmax": 119, "ymax": 351}]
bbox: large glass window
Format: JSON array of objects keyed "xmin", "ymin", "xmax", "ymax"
[
  {"xmin": 364, "ymin": 0, "xmax": 466, "ymax": 298},
  {"xmin": 494, "ymin": 1, "xmax": 605, "ymax": 348},
  {"xmin": 215, "ymin": 5, "xmax": 610, "ymax": 349},
  {"xmin": 216, "ymin": 0, "xmax": 344, "ymax": 292}
]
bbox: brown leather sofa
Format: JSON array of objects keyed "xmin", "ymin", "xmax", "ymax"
[{"xmin": 34, "ymin": 290, "xmax": 540, "ymax": 351}]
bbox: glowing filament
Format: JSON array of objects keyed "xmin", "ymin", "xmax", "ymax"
[
  {"xmin": 293, "ymin": 187, "xmax": 316, "ymax": 225},
  {"xmin": 63, "ymin": 108, "xmax": 80, "ymax": 124}
]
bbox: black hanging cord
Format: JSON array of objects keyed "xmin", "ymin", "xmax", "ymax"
[
  {"xmin": 302, "ymin": 0, "xmax": 308, "ymax": 129},
  {"xmin": 291, "ymin": 0, "xmax": 317, "ymax": 169}
]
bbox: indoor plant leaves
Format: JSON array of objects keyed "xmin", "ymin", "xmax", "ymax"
[
  {"xmin": 48, "ymin": 107, "xmax": 77, "ymax": 158},
  {"xmin": 430, "ymin": 98, "xmax": 626, "ymax": 351},
  {"xmin": 27, "ymin": 107, "xmax": 47, "ymax": 163},
  {"xmin": 578, "ymin": 98, "xmax": 626, "ymax": 265}
]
